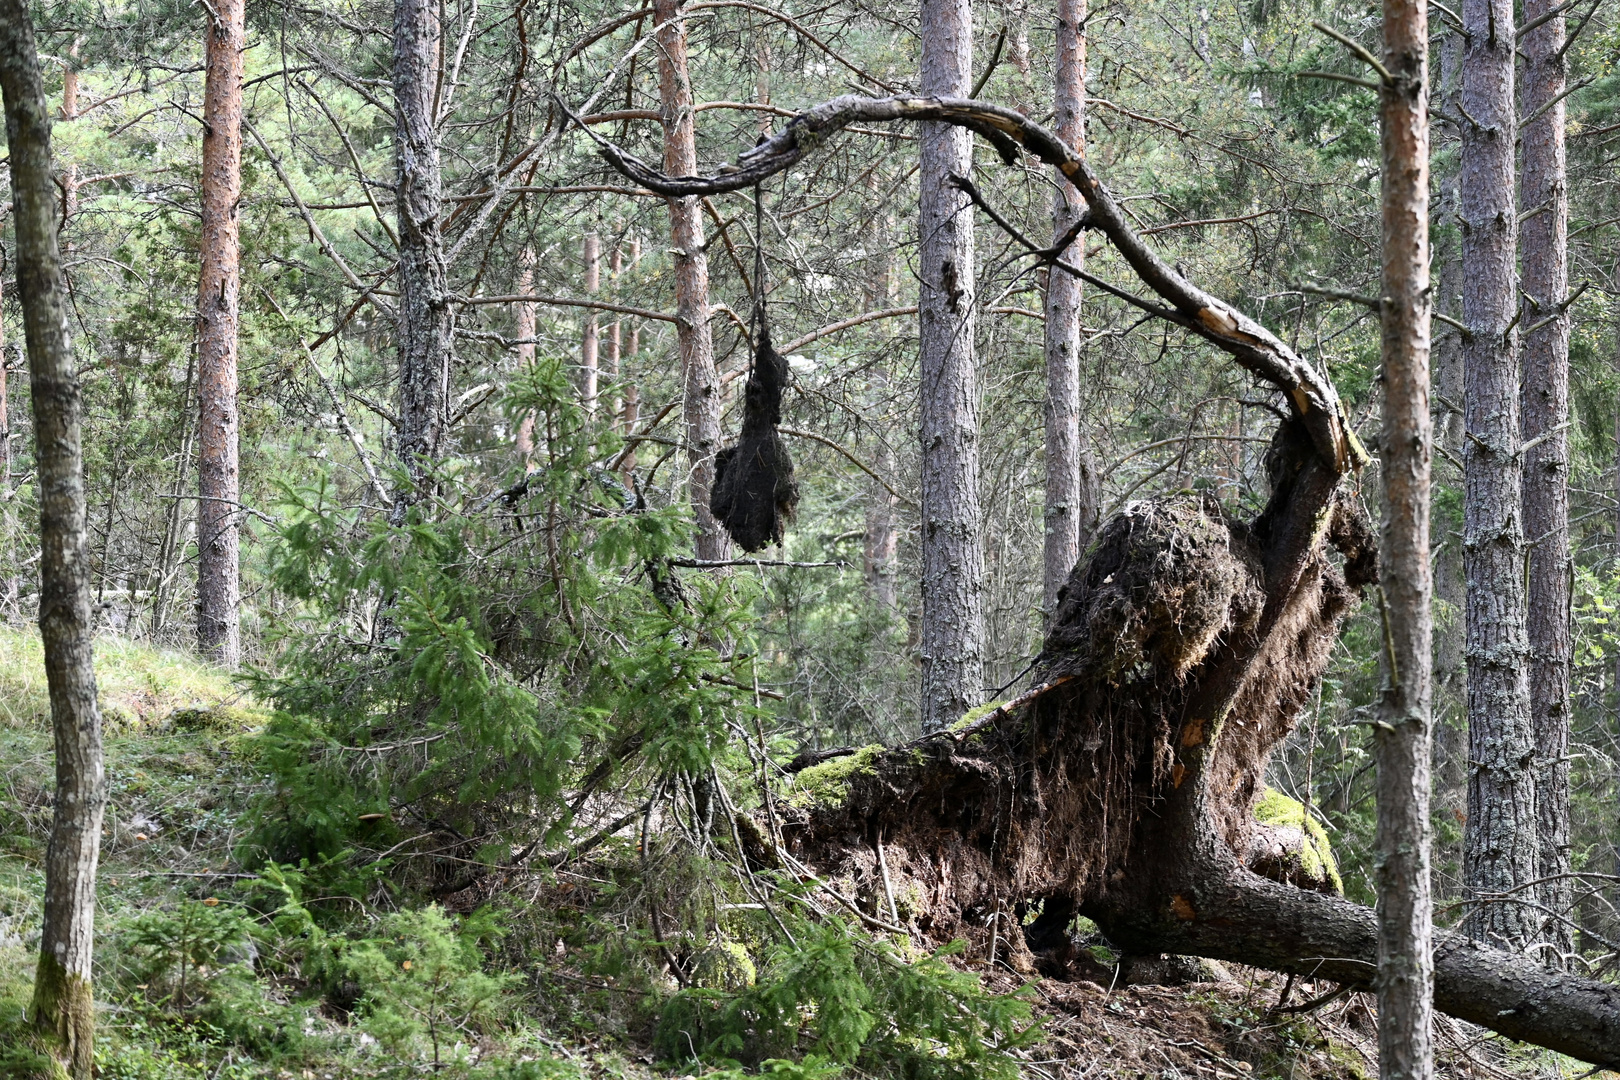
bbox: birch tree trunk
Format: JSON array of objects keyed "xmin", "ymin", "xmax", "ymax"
[
  {"xmin": 393, "ymin": 0, "xmax": 453, "ymax": 505},
  {"xmin": 0, "ymin": 8, "xmax": 107, "ymax": 1073},
  {"xmin": 1460, "ymin": 0, "xmax": 1536, "ymax": 951},
  {"xmin": 654, "ymin": 0, "xmax": 726, "ymax": 561},
  {"xmin": 582, "ymin": 232, "xmax": 600, "ymax": 414},
  {"xmin": 196, "ymin": 0, "xmax": 244, "ymax": 666},
  {"xmin": 917, "ymin": 0, "xmax": 983, "ymax": 730},
  {"xmin": 1376, "ymin": 0, "xmax": 1435, "ymax": 1070},
  {"xmin": 1042, "ymin": 0, "xmax": 1099, "ymax": 620},
  {"xmin": 1519, "ymin": 0, "xmax": 1573, "ymax": 966}
]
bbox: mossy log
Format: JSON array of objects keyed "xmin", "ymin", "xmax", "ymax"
[{"xmin": 763, "ymin": 422, "xmax": 1620, "ymax": 1069}]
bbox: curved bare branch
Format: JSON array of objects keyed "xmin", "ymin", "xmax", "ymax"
[{"xmin": 568, "ymin": 93, "xmax": 1367, "ymax": 475}]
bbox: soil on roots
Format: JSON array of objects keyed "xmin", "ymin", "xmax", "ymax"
[{"xmin": 773, "ymin": 486, "xmax": 1374, "ymax": 969}]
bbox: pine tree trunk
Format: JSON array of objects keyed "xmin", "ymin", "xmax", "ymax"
[
  {"xmin": 1460, "ymin": 0, "xmax": 1536, "ymax": 951},
  {"xmin": 1430, "ymin": 29, "xmax": 1468, "ymax": 853},
  {"xmin": 1612, "ymin": 308, "xmax": 1620, "ymax": 933},
  {"xmin": 1519, "ymin": 0, "xmax": 1573, "ymax": 966},
  {"xmin": 58, "ymin": 41, "xmax": 79, "ymax": 236},
  {"xmin": 754, "ymin": 31, "xmax": 773, "ymax": 135},
  {"xmin": 621, "ymin": 239, "xmax": 642, "ymax": 486},
  {"xmin": 582, "ymin": 232, "xmax": 600, "ymax": 415},
  {"xmin": 196, "ymin": 0, "xmax": 244, "ymax": 666},
  {"xmin": 393, "ymin": 0, "xmax": 453, "ymax": 504},
  {"xmin": 917, "ymin": 0, "xmax": 983, "ymax": 730},
  {"xmin": 514, "ymin": 247, "xmax": 536, "ymax": 457},
  {"xmin": 0, "ymin": 9, "xmax": 108, "ymax": 1074},
  {"xmin": 654, "ymin": 0, "xmax": 726, "ymax": 561},
  {"xmin": 863, "ymin": 209, "xmax": 899, "ymax": 613},
  {"xmin": 1376, "ymin": 0, "xmax": 1435, "ymax": 1070},
  {"xmin": 1042, "ymin": 0, "xmax": 1098, "ymax": 620}
]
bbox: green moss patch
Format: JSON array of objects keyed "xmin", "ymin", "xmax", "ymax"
[
  {"xmin": 1254, "ymin": 788, "xmax": 1342, "ymax": 895},
  {"xmin": 787, "ymin": 744, "xmax": 886, "ymax": 809},
  {"xmin": 0, "ymin": 628, "xmax": 267, "ymax": 732}
]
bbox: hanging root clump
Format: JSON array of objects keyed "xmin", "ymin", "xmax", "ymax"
[{"xmin": 711, "ymin": 326, "xmax": 800, "ymax": 551}]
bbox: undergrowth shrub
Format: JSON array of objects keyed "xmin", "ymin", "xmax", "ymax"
[
  {"xmin": 655, "ymin": 914, "xmax": 1038, "ymax": 1079},
  {"xmin": 240, "ymin": 358, "xmax": 764, "ymax": 890},
  {"xmin": 341, "ymin": 906, "xmax": 517, "ymax": 1068}
]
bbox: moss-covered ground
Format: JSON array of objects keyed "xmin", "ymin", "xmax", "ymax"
[{"xmin": 0, "ymin": 627, "xmax": 1597, "ymax": 1079}]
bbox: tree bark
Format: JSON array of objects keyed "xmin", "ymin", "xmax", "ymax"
[
  {"xmin": 604, "ymin": 244, "xmax": 622, "ymax": 422},
  {"xmin": 393, "ymin": 0, "xmax": 453, "ymax": 506},
  {"xmin": 621, "ymin": 238, "xmax": 642, "ymax": 486},
  {"xmin": 863, "ymin": 207, "xmax": 899, "ymax": 613},
  {"xmin": 196, "ymin": 0, "xmax": 244, "ymax": 667},
  {"xmin": 57, "ymin": 40, "xmax": 79, "ymax": 236},
  {"xmin": 0, "ymin": 7, "xmax": 108, "ymax": 1074},
  {"xmin": 917, "ymin": 0, "xmax": 984, "ymax": 731},
  {"xmin": 1460, "ymin": 0, "xmax": 1536, "ymax": 952},
  {"xmin": 1376, "ymin": 0, "xmax": 1435, "ymax": 1071},
  {"xmin": 582, "ymin": 232, "xmax": 600, "ymax": 415},
  {"xmin": 514, "ymin": 247, "xmax": 536, "ymax": 457},
  {"xmin": 0, "ymin": 226, "xmax": 14, "ymax": 620},
  {"xmin": 1043, "ymin": 0, "xmax": 1098, "ymax": 621},
  {"xmin": 1519, "ymin": 0, "xmax": 1573, "ymax": 966},
  {"xmin": 1429, "ymin": 29, "xmax": 1467, "ymax": 856},
  {"xmin": 654, "ymin": 0, "xmax": 726, "ymax": 561}
]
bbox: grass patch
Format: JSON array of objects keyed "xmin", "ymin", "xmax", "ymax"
[{"xmin": 0, "ymin": 627, "xmax": 265, "ymax": 731}]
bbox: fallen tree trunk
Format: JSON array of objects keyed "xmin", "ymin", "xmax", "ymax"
[
  {"xmin": 1099, "ymin": 863, "xmax": 1620, "ymax": 1064},
  {"xmin": 583, "ymin": 92, "xmax": 1620, "ymax": 1067},
  {"xmin": 764, "ymin": 466, "xmax": 1620, "ymax": 1068}
]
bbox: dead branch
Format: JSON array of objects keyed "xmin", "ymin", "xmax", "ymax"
[{"xmin": 570, "ymin": 93, "xmax": 1364, "ymax": 477}]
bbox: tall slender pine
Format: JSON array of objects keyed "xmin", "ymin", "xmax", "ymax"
[
  {"xmin": 1520, "ymin": 0, "xmax": 1574, "ymax": 965},
  {"xmin": 1376, "ymin": 0, "xmax": 1435, "ymax": 1069},
  {"xmin": 1460, "ymin": 0, "xmax": 1536, "ymax": 951}
]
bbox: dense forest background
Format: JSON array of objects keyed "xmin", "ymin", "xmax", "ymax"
[{"xmin": 1, "ymin": 0, "xmax": 1619, "ymax": 1074}]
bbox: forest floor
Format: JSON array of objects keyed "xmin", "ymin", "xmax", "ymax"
[{"xmin": 0, "ymin": 628, "xmax": 1594, "ymax": 1079}]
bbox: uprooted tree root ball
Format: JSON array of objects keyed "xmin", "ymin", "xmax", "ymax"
[
  {"xmin": 742, "ymin": 420, "xmax": 1620, "ymax": 1067},
  {"xmin": 768, "ymin": 482, "xmax": 1369, "ymax": 958}
]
